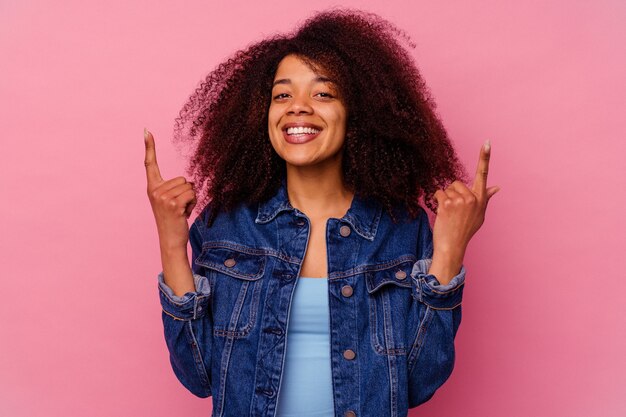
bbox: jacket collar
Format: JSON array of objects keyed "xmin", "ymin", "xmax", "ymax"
[{"xmin": 255, "ymin": 177, "xmax": 382, "ymax": 241}]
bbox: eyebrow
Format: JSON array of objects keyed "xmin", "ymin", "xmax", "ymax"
[{"xmin": 272, "ymin": 76, "xmax": 334, "ymax": 87}]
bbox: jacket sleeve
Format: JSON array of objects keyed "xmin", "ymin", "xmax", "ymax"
[
  {"xmin": 407, "ymin": 208, "xmax": 464, "ymax": 408},
  {"xmin": 158, "ymin": 213, "xmax": 213, "ymax": 398}
]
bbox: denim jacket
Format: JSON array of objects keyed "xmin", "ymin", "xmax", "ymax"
[{"xmin": 157, "ymin": 179, "xmax": 465, "ymax": 417}]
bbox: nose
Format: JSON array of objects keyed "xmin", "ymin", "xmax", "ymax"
[{"xmin": 287, "ymin": 93, "xmax": 313, "ymax": 115}]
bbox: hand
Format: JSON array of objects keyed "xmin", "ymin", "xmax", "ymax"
[
  {"xmin": 429, "ymin": 141, "xmax": 500, "ymax": 283},
  {"xmin": 144, "ymin": 128, "xmax": 197, "ymax": 251}
]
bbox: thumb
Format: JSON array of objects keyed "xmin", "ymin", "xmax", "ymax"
[{"xmin": 486, "ymin": 186, "xmax": 500, "ymax": 201}]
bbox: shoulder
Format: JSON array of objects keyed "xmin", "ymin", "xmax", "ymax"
[
  {"xmin": 191, "ymin": 199, "xmax": 261, "ymax": 242},
  {"xmin": 192, "ymin": 199, "xmax": 255, "ymax": 226},
  {"xmin": 380, "ymin": 202, "xmax": 430, "ymax": 227}
]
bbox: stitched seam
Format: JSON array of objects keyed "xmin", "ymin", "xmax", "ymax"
[
  {"xmin": 161, "ymin": 308, "xmax": 187, "ymax": 321},
  {"xmin": 199, "ymin": 241, "xmax": 300, "ymax": 264},
  {"xmin": 213, "ymin": 268, "xmax": 248, "ymax": 417},
  {"xmin": 369, "ymin": 291, "xmax": 385, "ymax": 354},
  {"xmin": 407, "ymin": 306, "xmax": 433, "ymax": 374},
  {"xmin": 330, "ymin": 255, "xmax": 417, "ymax": 281},
  {"xmin": 369, "ymin": 291, "xmax": 407, "ymax": 356},
  {"xmin": 381, "ymin": 289, "xmax": 399, "ymax": 417},
  {"xmin": 213, "ymin": 279, "xmax": 262, "ymax": 338},
  {"xmin": 423, "ymin": 301, "xmax": 463, "ymax": 310},
  {"xmin": 186, "ymin": 321, "xmax": 211, "ymax": 392},
  {"xmin": 367, "ymin": 275, "xmax": 412, "ymax": 293},
  {"xmin": 196, "ymin": 256, "xmax": 266, "ymax": 280}
]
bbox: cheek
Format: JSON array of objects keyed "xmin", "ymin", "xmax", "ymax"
[
  {"xmin": 266, "ymin": 125, "xmax": 282, "ymax": 153},
  {"xmin": 267, "ymin": 109, "xmax": 276, "ymax": 127},
  {"xmin": 267, "ymin": 111, "xmax": 281, "ymax": 138}
]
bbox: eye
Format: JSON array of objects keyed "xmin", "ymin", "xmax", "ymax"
[
  {"xmin": 316, "ymin": 92, "xmax": 334, "ymax": 98},
  {"xmin": 273, "ymin": 93, "xmax": 290, "ymax": 100}
]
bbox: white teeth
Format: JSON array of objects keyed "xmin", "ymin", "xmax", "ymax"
[{"xmin": 286, "ymin": 126, "xmax": 320, "ymax": 135}]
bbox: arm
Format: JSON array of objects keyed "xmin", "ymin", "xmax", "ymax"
[
  {"xmin": 144, "ymin": 129, "xmax": 212, "ymax": 397},
  {"xmin": 407, "ymin": 208, "xmax": 464, "ymax": 407},
  {"xmin": 158, "ymin": 217, "xmax": 213, "ymax": 398},
  {"xmin": 408, "ymin": 142, "xmax": 499, "ymax": 406}
]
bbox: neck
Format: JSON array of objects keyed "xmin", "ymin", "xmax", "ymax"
[{"xmin": 285, "ymin": 158, "xmax": 354, "ymax": 220}]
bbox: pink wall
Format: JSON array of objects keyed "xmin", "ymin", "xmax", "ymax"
[{"xmin": 1, "ymin": 1, "xmax": 624, "ymax": 416}]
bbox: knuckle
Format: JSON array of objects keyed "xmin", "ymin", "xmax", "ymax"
[{"xmin": 168, "ymin": 199, "xmax": 178, "ymax": 208}]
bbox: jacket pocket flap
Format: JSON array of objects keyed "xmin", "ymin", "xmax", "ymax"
[
  {"xmin": 195, "ymin": 246, "xmax": 265, "ymax": 281},
  {"xmin": 365, "ymin": 260, "xmax": 414, "ymax": 294}
]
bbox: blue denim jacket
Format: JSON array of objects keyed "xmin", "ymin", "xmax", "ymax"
[{"xmin": 157, "ymin": 179, "xmax": 465, "ymax": 417}]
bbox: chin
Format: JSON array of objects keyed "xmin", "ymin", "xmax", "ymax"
[{"xmin": 283, "ymin": 157, "xmax": 321, "ymax": 167}]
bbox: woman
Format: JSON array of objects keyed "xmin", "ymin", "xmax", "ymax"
[{"xmin": 145, "ymin": 9, "xmax": 498, "ymax": 417}]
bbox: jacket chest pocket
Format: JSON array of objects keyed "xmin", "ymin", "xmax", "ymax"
[
  {"xmin": 366, "ymin": 258, "xmax": 424, "ymax": 356},
  {"xmin": 195, "ymin": 246, "xmax": 266, "ymax": 338}
]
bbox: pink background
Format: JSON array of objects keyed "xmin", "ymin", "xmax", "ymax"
[{"xmin": 1, "ymin": 1, "xmax": 624, "ymax": 416}]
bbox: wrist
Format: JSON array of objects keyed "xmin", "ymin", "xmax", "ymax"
[
  {"xmin": 160, "ymin": 241, "xmax": 188, "ymax": 255},
  {"xmin": 428, "ymin": 249, "xmax": 464, "ymax": 285}
]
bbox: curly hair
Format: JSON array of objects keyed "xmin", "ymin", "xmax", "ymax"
[{"xmin": 174, "ymin": 8, "xmax": 466, "ymax": 227}]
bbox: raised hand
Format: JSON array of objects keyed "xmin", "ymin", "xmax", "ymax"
[
  {"xmin": 428, "ymin": 141, "xmax": 500, "ymax": 284},
  {"xmin": 144, "ymin": 128, "xmax": 197, "ymax": 252}
]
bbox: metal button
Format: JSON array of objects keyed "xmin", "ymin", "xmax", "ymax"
[
  {"xmin": 343, "ymin": 349, "xmax": 356, "ymax": 360},
  {"xmin": 395, "ymin": 270, "xmax": 407, "ymax": 280},
  {"xmin": 339, "ymin": 225, "xmax": 351, "ymax": 237},
  {"xmin": 345, "ymin": 411, "xmax": 357, "ymax": 417},
  {"xmin": 341, "ymin": 285, "xmax": 353, "ymax": 297},
  {"xmin": 224, "ymin": 258, "xmax": 236, "ymax": 267}
]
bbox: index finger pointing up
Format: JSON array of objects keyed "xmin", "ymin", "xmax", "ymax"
[
  {"xmin": 144, "ymin": 128, "xmax": 163, "ymax": 185},
  {"xmin": 472, "ymin": 140, "xmax": 491, "ymax": 195}
]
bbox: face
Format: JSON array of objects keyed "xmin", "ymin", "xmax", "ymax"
[{"xmin": 268, "ymin": 54, "xmax": 347, "ymax": 169}]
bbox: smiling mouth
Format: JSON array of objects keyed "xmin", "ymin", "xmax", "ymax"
[
  {"xmin": 282, "ymin": 128, "xmax": 321, "ymax": 144},
  {"xmin": 285, "ymin": 126, "xmax": 322, "ymax": 135}
]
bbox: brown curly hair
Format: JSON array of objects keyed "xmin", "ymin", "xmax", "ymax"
[{"xmin": 173, "ymin": 8, "xmax": 466, "ymax": 227}]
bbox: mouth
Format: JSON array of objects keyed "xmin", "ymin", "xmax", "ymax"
[{"xmin": 281, "ymin": 124, "xmax": 323, "ymax": 144}]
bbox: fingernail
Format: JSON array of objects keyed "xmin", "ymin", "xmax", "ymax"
[
  {"xmin": 484, "ymin": 140, "xmax": 491, "ymax": 152},
  {"xmin": 144, "ymin": 128, "xmax": 149, "ymax": 141}
]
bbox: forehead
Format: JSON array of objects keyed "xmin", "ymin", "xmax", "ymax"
[{"xmin": 273, "ymin": 55, "xmax": 332, "ymax": 83}]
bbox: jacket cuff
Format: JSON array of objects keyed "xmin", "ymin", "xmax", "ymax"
[
  {"xmin": 410, "ymin": 259, "xmax": 465, "ymax": 310},
  {"xmin": 157, "ymin": 272, "xmax": 211, "ymax": 321}
]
